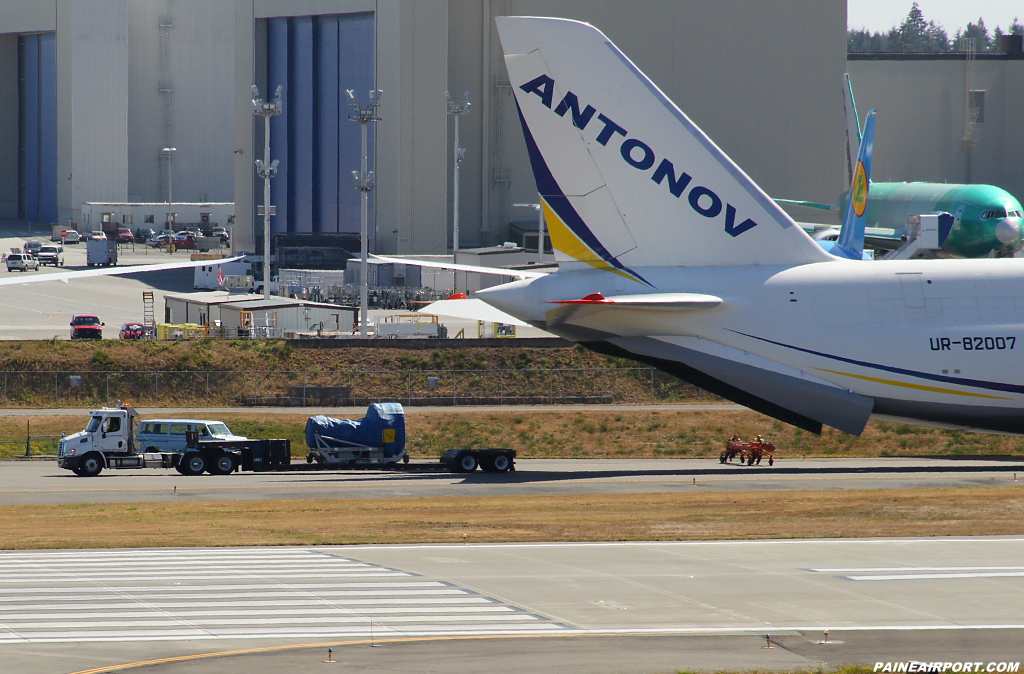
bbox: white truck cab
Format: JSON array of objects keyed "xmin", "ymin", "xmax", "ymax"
[{"xmin": 57, "ymin": 406, "xmax": 246, "ymax": 476}]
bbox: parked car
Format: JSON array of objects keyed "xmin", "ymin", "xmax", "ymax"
[
  {"xmin": 6, "ymin": 253, "xmax": 39, "ymax": 272},
  {"xmin": 37, "ymin": 245, "xmax": 64, "ymax": 267},
  {"xmin": 23, "ymin": 241, "xmax": 42, "ymax": 257},
  {"xmin": 212, "ymin": 227, "xmax": 230, "ymax": 242},
  {"xmin": 89, "ymin": 231, "xmax": 107, "ymax": 240},
  {"xmin": 62, "ymin": 230, "xmax": 81, "ymax": 244},
  {"xmin": 134, "ymin": 228, "xmax": 156, "ymax": 243},
  {"xmin": 70, "ymin": 314, "xmax": 104, "ymax": 340},
  {"xmin": 115, "ymin": 227, "xmax": 134, "ymax": 244},
  {"xmin": 119, "ymin": 322, "xmax": 145, "ymax": 340},
  {"xmin": 148, "ymin": 233, "xmax": 174, "ymax": 248}
]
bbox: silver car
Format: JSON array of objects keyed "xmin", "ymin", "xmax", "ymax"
[{"xmin": 6, "ymin": 253, "xmax": 39, "ymax": 272}]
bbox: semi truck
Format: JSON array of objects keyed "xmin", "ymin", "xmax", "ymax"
[{"xmin": 56, "ymin": 403, "xmax": 514, "ymax": 477}]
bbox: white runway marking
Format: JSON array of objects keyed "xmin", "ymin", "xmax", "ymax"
[
  {"xmin": 0, "ymin": 548, "xmax": 570, "ymax": 643},
  {"xmin": 846, "ymin": 572, "xmax": 1024, "ymax": 581}
]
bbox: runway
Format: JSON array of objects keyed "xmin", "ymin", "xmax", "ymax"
[
  {"xmin": 2, "ymin": 538, "xmax": 1022, "ymax": 673},
  {"xmin": 0, "ymin": 457, "xmax": 1020, "ymax": 505}
]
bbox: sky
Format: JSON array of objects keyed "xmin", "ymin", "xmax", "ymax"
[{"xmin": 848, "ymin": 0, "xmax": 1022, "ymax": 33}]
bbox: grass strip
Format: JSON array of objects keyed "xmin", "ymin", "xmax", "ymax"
[
  {"xmin": 4, "ymin": 408, "xmax": 1024, "ymax": 461},
  {"xmin": 2, "ymin": 486, "xmax": 1022, "ymax": 549}
]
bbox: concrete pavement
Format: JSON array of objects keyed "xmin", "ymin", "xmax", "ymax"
[
  {"xmin": 0, "ymin": 457, "xmax": 1021, "ymax": 504},
  {"xmin": 0, "ymin": 538, "xmax": 1021, "ymax": 673}
]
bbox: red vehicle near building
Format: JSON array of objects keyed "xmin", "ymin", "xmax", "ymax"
[
  {"xmin": 118, "ymin": 322, "xmax": 145, "ymax": 340},
  {"xmin": 70, "ymin": 315, "xmax": 104, "ymax": 340}
]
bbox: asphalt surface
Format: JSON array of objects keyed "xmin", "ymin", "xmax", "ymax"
[
  {"xmin": 1, "ymin": 538, "xmax": 1021, "ymax": 673},
  {"xmin": 0, "ymin": 230, "xmax": 199, "ymax": 340},
  {"xmin": 1, "ymin": 457, "xmax": 1021, "ymax": 504}
]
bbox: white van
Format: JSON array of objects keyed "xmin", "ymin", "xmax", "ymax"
[{"xmin": 135, "ymin": 419, "xmax": 247, "ymax": 453}]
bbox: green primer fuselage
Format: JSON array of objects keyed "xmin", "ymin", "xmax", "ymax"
[{"xmin": 845, "ymin": 182, "xmax": 1024, "ymax": 258}]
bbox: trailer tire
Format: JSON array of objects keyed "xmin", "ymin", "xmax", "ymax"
[
  {"xmin": 80, "ymin": 453, "xmax": 104, "ymax": 477},
  {"xmin": 458, "ymin": 453, "xmax": 477, "ymax": 472},
  {"xmin": 491, "ymin": 454, "xmax": 511, "ymax": 472},
  {"xmin": 181, "ymin": 453, "xmax": 207, "ymax": 476},
  {"xmin": 210, "ymin": 452, "xmax": 236, "ymax": 476}
]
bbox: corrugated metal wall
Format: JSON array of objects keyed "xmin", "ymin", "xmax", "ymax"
[
  {"xmin": 266, "ymin": 12, "xmax": 375, "ymax": 236},
  {"xmin": 847, "ymin": 59, "xmax": 1024, "ymax": 203},
  {"xmin": 375, "ymin": 0, "xmax": 450, "ymax": 255},
  {"xmin": 69, "ymin": 0, "xmax": 129, "ymax": 211},
  {"xmin": 127, "ymin": 0, "xmax": 234, "ymax": 204}
]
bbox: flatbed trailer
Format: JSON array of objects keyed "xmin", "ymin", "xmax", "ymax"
[{"xmin": 58, "ymin": 405, "xmax": 515, "ymax": 476}]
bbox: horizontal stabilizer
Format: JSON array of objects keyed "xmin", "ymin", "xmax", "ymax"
[
  {"xmin": 549, "ymin": 291, "xmax": 721, "ymax": 309},
  {"xmin": 369, "ymin": 255, "xmax": 548, "ymax": 279},
  {"xmin": 774, "ymin": 198, "xmax": 838, "ymax": 212}
]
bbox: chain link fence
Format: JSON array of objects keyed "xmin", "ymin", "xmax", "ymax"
[{"xmin": 0, "ymin": 368, "xmax": 717, "ymax": 409}]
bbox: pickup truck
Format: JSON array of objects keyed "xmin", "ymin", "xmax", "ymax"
[{"xmin": 37, "ymin": 245, "xmax": 64, "ymax": 267}]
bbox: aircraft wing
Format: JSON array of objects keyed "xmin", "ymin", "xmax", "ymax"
[
  {"xmin": 369, "ymin": 255, "xmax": 549, "ymax": 279},
  {"xmin": 419, "ymin": 296, "xmax": 532, "ymax": 327},
  {"xmin": 0, "ymin": 256, "xmax": 245, "ymax": 287}
]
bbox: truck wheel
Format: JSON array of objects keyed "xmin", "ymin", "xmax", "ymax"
[
  {"xmin": 183, "ymin": 453, "xmax": 207, "ymax": 475},
  {"xmin": 458, "ymin": 453, "xmax": 477, "ymax": 472},
  {"xmin": 491, "ymin": 454, "xmax": 511, "ymax": 472},
  {"xmin": 80, "ymin": 453, "xmax": 104, "ymax": 477},
  {"xmin": 210, "ymin": 453, "xmax": 236, "ymax": 475},
  {"xmin": 174, "ymin": 460, "xmax": 190, "ymax": 475}
]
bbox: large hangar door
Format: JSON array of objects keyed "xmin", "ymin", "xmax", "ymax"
[
  {"xmin": 264, "ymin": 12, "xmax": 375, "ymax": 242},
  {"xmin": 16, "ymin": 32, "xmax": 57, "ymax": 224}
]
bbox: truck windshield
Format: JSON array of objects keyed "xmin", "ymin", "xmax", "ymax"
[
  {"xmin": 206, "ymin": 423, "xmax": 231, "ymax": 437},
  {"xmin": 74, "ymin": 316, "xmax": 101, "ymax": 326},
  {"xmin": 85, "ymin": 416, "xmax": 102, "ymax": 432}
]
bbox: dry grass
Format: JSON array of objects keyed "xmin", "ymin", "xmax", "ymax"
[
  {"xmin": 5, "ymin": 408, "xmax": 1024, "ymax": 461},
  {"xmin": 1, "ymin": 487, "xmax": 1022, "ymax": 549}
]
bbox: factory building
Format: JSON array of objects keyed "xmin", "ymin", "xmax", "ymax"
[
  {"xmin": 0, "ymin": 0, "xmax": 235, "ymax": 227},
  {"xmin": 847, "ymin": 41, "xmax": 1024, "ymax": 201},
  {"xmin": 7, "ymin": 1, "xmax": 1023, "ymax": 266}
]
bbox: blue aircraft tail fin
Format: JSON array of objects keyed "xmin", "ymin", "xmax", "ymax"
[{"xmin": 832, "ymin": 109, "xmax": 875, "ymax": 260}]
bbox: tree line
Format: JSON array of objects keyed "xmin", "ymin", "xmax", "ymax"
[{"xmin": 849, "ymin": 2, "xmax": 1023, "ymax": 53}]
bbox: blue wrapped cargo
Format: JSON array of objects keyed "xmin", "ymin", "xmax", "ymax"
[{"xmin": 304, "ymin": 403, "xmax": 406, "ymax": 459}]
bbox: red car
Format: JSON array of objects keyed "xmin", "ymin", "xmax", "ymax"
[
  {"xmin": 70, "ymin": 315, "xmax": 104, "ymax": 340},
  {"xmin": 116, "ymin": 227, "xmax": 134, "ymax": 244},
  {"xmin": 119, "ymin": 322, "xmax": 145, "ymax": 340}
]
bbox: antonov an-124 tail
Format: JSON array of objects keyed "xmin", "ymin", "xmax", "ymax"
[{"xmin": 474, "ymin": 16, "xmax": 1024, "ymax": 436}]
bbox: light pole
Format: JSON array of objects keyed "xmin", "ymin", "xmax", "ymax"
[
  {"xmin": 446, "ymin": 91, "xmax": 470, "ymax": 292},
  {"xmin": 161, "ymin": 147, "xmax": 176, "ymax": 232},
  {"xmin": 513, "ymin": 202, "xmax": 545, "ymax": 262},
  {"xmin": 348, "ymin": 89, "xmax": 382, "ymax": 337},
  {"xmin": 252, "ymin": 85, "xmax": 282, "ymax": 301}
]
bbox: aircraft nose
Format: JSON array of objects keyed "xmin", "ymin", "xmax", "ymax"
[{"xmin": 995, "ymin": 218, "xmax": 1023, "ymax": 246}]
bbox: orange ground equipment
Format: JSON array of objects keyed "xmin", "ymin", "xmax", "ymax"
[{"xmin": 721, "ymin": 434, "xmax": 775, "ymax": 466}]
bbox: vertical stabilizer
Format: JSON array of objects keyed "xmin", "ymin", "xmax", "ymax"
[
  {"xmin": 496, "ymin": 17, "xmax": 829, "ymax": 282},
  {"xmin": 843, "ymin": 74, "xmax": 862, "ymax": 187},
  {"xmin": 833, "ymin": 109, "xmax": 875, "ymax": 260}
]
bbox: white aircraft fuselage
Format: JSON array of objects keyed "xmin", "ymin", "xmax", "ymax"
[{"xmin": 480, "ymin": 257, "xmax": 1024, "ymax": 435}]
